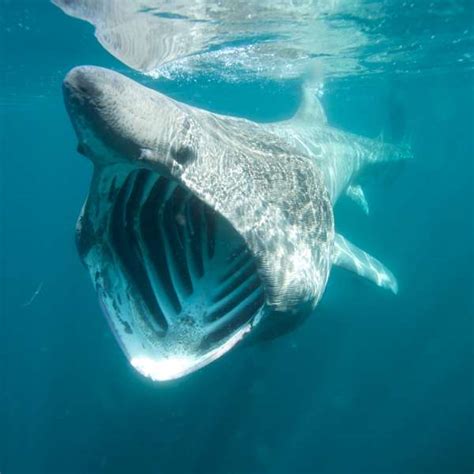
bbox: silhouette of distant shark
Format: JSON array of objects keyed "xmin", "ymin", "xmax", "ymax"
[{"xmin": 63, "ymin": 66, "xmax": 410, "ymax": 381}]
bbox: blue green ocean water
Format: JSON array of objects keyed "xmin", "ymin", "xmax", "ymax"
[{"xmin": 1, "ymin": 2, "xmax": 473, "ymax": 473}]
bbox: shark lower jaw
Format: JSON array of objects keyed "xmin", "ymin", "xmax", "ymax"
[{"xmin": 78, "ymin": 165, "xmax": 265, "ymax": 381}]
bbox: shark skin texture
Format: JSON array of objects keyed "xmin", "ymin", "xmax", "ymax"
[{"xmin": 63, "ymin": 66, "xmax": 410, "ymax": 381}]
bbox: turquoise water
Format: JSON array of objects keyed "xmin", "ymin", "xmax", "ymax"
[{"xmin": 1, "ymin": 2, "xmax": 473, "ymax": 473}]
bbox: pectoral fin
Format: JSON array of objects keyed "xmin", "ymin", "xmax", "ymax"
[
  {"xmin": 332, "ymin": 234, "xmax": 398, "ymax": 294},
  {"xmin": 346, "ymin": 184, "xmax": 369, "ymax": 215}
]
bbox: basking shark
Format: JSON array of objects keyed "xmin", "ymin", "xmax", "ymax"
[{"xmin": 63, "ymin": 66, "xmax": 410, "ymax": 381}]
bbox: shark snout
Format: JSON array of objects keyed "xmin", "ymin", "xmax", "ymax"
[
  {"xmin": 62, "ymin": 66, "xmax": 112, "ymax": 128},
  {"xmin": 63, "ymin": 66, "xmax": 148, "ymax": 165},
  {"xmin": 63, "ymin": 65, "xmax": 132, "ymax": 104},
  {"xmin": 63, "ymin": 66, "xmax": 103, "ymax": 101},
  {"xmin": 63, "ymin": 65, "xmax": 200, "ymax": 174},
  {"xmin": 63, "ymin": 66, "xmax": 111, "ymax": 159}
]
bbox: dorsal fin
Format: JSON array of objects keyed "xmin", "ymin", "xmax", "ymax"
[
  {"xmin": 293, "ymin": 82, "xmax": 327, "ymax": 124},
  {"xmin": 293, "ymin": 65, "xmax": 327, "ymax": 124}
]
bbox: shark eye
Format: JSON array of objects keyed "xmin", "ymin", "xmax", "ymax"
[{"xmin": 172, "ymin": 146, "xmax": 195, "ymax": 166}]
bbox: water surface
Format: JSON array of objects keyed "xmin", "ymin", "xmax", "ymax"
[{"xmin": 1, "ymin": 1, "xmax": 473, "ymax": 473}]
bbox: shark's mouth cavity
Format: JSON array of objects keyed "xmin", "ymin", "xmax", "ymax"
[{"xmin": 80, "ymin": 167, "xmax": 265, "ymax": 380}]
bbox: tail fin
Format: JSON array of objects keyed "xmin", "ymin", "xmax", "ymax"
[
  {"xmin": 360, "ymin": 86, "xmax": 413, "ymax": 173},
  {"xmin": 365, "ymin": 133, "xmax": 413, "ymax": 167},
  {"xmin": 355, "ymin": 133, "xmax": 413, "ymax": 186}
]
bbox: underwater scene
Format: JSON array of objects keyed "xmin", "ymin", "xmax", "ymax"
[{"xmin": 1, "ymin": 1, "xmax": 473, "ymax": 473}]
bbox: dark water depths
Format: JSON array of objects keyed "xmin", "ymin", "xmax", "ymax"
[{"xmin": 1, "ymin": 2, "xmax": 473, "ymax": 473}]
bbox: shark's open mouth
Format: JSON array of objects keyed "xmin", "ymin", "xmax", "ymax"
[{"xmin": 78, "ymin": 166, "xmax": 265, "ymax": 380}]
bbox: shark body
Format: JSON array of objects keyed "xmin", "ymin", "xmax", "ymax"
[{"xmin": 63, "ymin": 66, "xmax": 409, "ymax": 381}]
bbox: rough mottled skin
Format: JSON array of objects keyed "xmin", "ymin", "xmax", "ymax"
[{"xmin": 63, "ymin": 66, "xmax": 408, "ymax": 380}]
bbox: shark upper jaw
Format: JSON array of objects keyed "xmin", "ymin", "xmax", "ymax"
[
  {"xmin": 62, "ymin": 65, "xmax": 187, "ymax": 175},
  {"xmin": 62, "ymin": 66, "xmax": 139, "ymax": 165}
]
